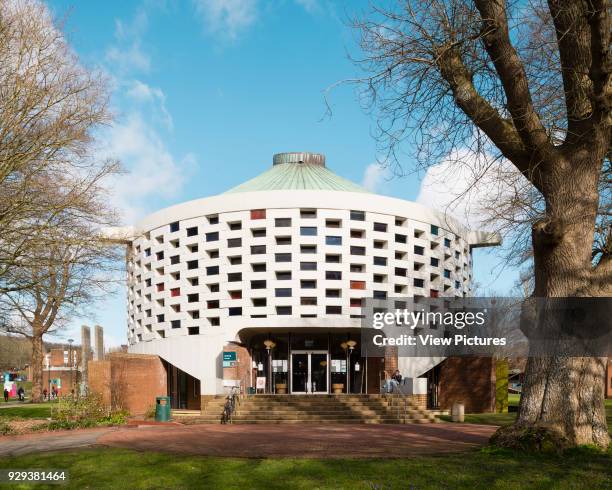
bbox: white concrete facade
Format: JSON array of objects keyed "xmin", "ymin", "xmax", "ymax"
[{"xmin": 126, "ymin": 161, "xmax": 500, "ymax": 395}]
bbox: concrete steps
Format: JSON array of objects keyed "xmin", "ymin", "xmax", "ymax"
[{"xmin": 189, "ymin": 395, "xmax": 438, "ymax": 425}]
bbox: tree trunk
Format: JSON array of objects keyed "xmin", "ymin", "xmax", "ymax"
[
  {"xmin": 30, "ymin": 334, "xmax": 44, "ymax": 403},
  {"xmin": 515, "ymin": 153, "xmax": 610, "ymax": 448}
]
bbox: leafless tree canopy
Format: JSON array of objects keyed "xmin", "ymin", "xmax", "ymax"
[{"xmin": 0, "ymin": 0, "xmax": 117, "ymax": 292}]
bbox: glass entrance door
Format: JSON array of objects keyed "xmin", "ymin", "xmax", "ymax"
[
  {"xmin": 291, "ymin": 353, "xmax": 308, "ymax": 393},
  {"xmin": 291, "ymin": 351, "xmax": 328, "ymax": 394}
]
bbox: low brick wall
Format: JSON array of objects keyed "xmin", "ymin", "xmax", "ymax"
[
  {"xmin": 89, "ymin": 353, "xmax": 167, "ymax": 415},
  {"xmin": 437, "ymin": 357, "xmax": 496, "ymax": 413}
]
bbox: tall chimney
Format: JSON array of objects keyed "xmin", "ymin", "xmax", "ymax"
[
  {"xmin": 80, "ymin": 325, "xmax": 91, "ymax": 394},
  {"xmin": 94, "ymin": 325, "xmax": 104, "ymax": 361}
]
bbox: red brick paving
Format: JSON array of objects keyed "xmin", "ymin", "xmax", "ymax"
[{"xmin": 98, "ymin": 423, "xmax": 497, "ymax": 458}]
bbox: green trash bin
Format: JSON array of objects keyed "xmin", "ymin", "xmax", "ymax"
[
  {"xmin": 155, "ymin": 396, "xmax": 171, "ymax": 422},
  {"xmin": 247, "ymin": 387, "xmax": 256, "ymax": 395}
]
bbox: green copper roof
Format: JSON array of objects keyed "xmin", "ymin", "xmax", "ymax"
[{"xmin": 224, "ymin": 152, "xmax": 370, "ymax": 194}]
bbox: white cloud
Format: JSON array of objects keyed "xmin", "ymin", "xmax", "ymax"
[
  {"xmin": 105, "ymin": 9, "xmax": 150, "ymax": 73},
  {"xmin": 126, "ymin": 80, "xmax": 173, "ymax": 130},
  {"xmin": 361, "ymin": 162, "xmax": 389, "ymax": 193},
  {"xmin": 192, "ymin": 0, "xmax": 258, "ymax": 40},
  {"xmin": 416, "ymin": 148, "xmax": 527, "ymax": 229},
  {"xmin": 101, "ymin": 114, "xmax": 194, "ymax": 224}
]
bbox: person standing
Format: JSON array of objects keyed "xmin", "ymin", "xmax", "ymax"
[
  {"xmin": 3, "ymin": 388, "xmax": 9, "ymax": 402},
  {"xmin": 17, "ymin": 386, "xmax": 25, "ymax": 402}
]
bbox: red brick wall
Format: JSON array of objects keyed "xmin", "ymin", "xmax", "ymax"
[
  {"xmin": 42, "ymin": 369, "xmax": 80, "ymax": 395},
  {"xmin": 89, "ymin": 353, "xmax": 167, "ymax": 415},
  {"xmin": 438, "ymin": 356, "xmax": 496, "ymax": 413}
]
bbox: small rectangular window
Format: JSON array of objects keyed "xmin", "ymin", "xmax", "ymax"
[
  {"xmin": 325, "ymin": 289, "xmax": 341, "ymax": 298},
  {"xmin": 275, "ymin": 288, "xmax": 292, "ymax": 297},
  {"xmin": 351, "ymin": 246, "xmax": 365, "ymax": 255},
  {"xmin": 207, "ymin": 214, "xmax": 219, "ymax": 225},
  {"xmin": 395, "ymin": 234, "xmax": 407, "ymax": 244},
  {"xmin": 170, "ymin": 221, "xmax": 179, "ymax": 232},
  {"xmin": 276, "ymin": 271, "xmax": 292, "ymax": 280},
  {"xmin": 206, "ymin": 232, "xmax": 219, "ymax": 242},
  {"xmin": 229, "ymin": 221, "xmax": 242, "ymax": 231},
  {"xmin": 300, "ymin": 261, "xmax": 317, "ymax": 271},
  {"xmin": 207, "ymin": 300, "xmax": 219, "ymax": 309},
  {"xmin": 156, "ymin": 251, "xmax": 164, "ymax": 260},
  {"xmin": 229, "ymin": 290, "xmax": 242, "ymax": 299},
  {"xmin": 373, "ymin": 256, "xmax": 387, "ymax": 266},
  {"xmin": 206, "ymin": 265, "xmax": 219, "ymax": 275},
  {"xmin": 187, "ymin": 226, "xmax": 198, "ymax": 237},
  {"xmin": 188, "ymin": 293, "xmax": 199, "ymax": 303},
  {"xmin": 188, "ymin": 327, "xmax": 199, "ymax": 335},
  {"xmin": 350, "ymin": 229, "xmax": 364, "ymax": 239},
  {"xmin": 431, "ymin": 225, "xmax": 439, "ymax": 235},
  {"xmin": 251, "ymin": 245, "xmax": 266, "ymax": 254},
  {"xmin": 171, "ymin": 319, "xmax": 181, "ymax": 329},
  {"xmin": 326, "ymin": 236, "xmax": 342, "ymax": 245},
  {"xmin": 252, "ymin": 263, "xmax": 266, "ymax": 272},
  {"xmin": 326, "ymin": 219, "xmax": 341, "ymax": 228},
  {"xmin": 301, "ymin": 297, "xmax": 317, "ymax": 306},
  {"xmin": 301, "ymin": 245, "xmax": 316, "ymax": 254},
  {"xmin": 170, "ymin": 255, "xmax": 180, "ymax": 265},
  {"xmin": 228, "ymin": 272, "xmax": 242, "ymax": 282},
  {"xmin": 373, "ymin": 291, "xmax": 387, "ymax": 300},
  {"xmin": 301, "ymin": 279, "xmax": 316, "ymax": 289},
  {"xmin": 350, "ymin": 298, "xmax": 363, "ymax": 307},
  {"xmin": 414, "ymin": 245, "xmax": 424, "ymax": 256},
  {"xmin": 300, "ymin": 209, "xmax": 317, "ymax": 218},
  {"xmin": 276, "ymin": 236, "xmax": 291, "ymax": 245},
  {"xmin": 252, "ymin": 228, "xmax": 266, "ymax": 238},
  {"xmin": 275, "ymin": 253, "xmax": 291, "ymax": 262},
  {"xmin": 228, "ymin": 238, "xmax": 242, "ymax": 248},
  {"xmin": 350, "ymin": 280, "xmax": 366, "ymax": 290},
  {"xmin": 252, "ymin": 298, "xmax": 267, "ymax": 307},
  {"xmin": 275, "ymin": 218, "xmax": 291, "ymax": 227},
  {"xmin": 395, "ymin": 267, "xmax": 407, "ymax": 277},
  {"xmin": 350, "ymin": 264, "xmax": 364, "ymax": 273},
  {"xmin": 326, "ymin": 305, "xmax": 342, "ymax": 315},
  {"xmin": 251, "ymin": 280, "xmax": 267, "ymax": 289},
  {"xmin": 300, "ymin": 226, "xmax": 317, "ymax": 236},
  {"xmin": 326, "ymin": 254, "xmax": 341, "ymax": 263},
  {"xmin": 156, "ymin": 283, "xmax": 165, "ymax": 292},
  {"xmin": 170, "ymin": 287, "xmax": 180, "ymax": 297},
  {"xmin": 209, "ymin": 317, "xmax": 220, "ymax": 326},
  {"xmin": 251, "ymin": 209, "xmax": 266, "ymax": 219},
  {"xmin": 187, "ymin": 260, "xmax": 199, "ymax": 270},
  {"xmin": 209, "ymin": 283, "xmax": 219, "ymax": 292},
  {"xmin": 430, "ymin": 257, "xmax": 439, "ymax": 267},
  {"xmin": 444, "ymin": 238, "xmax": 451, "ymax": 248},
  {"xmin": 229, "ymin": 256, "xmax": 242, "ymax": 265},
  {"xmin": 414, "ymin": 278, "xmax": 424, "ymax": 288},
  {"xmin": 326, "ymin": 271, "xmax": 342, "ymax": 280},
  {"xmin": 276, "ymin": 306, "xmax": 292, "ymax": 315},
  {"xmin": 229, "ymin": 307, "xmax": 242, "ymax": 316},
  {"xmin": 350, "ymin": 210, "xmax": 365, "ymax": 221},
  {"xmin": 373, "ymin": 222, "xmax": 387, "ymax": 232}
]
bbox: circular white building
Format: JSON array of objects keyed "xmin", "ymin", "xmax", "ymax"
[{"xmin": 125, "ymin": 152, "xmax": 499, "ymax": 407}]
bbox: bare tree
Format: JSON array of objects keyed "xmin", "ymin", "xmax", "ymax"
[
  {"xmin": 3, "ymin": 216, "xmax": 121, "ymax": 402},
  {"xmin": 0, "ymin": 0, "xmax": 112, "ymax": 291},
  {"xmin": 351, "ymin": 0, "xmax": 611, "ymax": 447}
]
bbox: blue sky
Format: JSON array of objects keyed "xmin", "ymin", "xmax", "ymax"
[{"xmin": 46, "ymin": 0, "xmax": 520, "ymax": 346}]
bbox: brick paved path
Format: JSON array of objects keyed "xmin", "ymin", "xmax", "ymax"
[{"xmin": 1, "ymin": 424, "xmax": 496, "ymax": 458}]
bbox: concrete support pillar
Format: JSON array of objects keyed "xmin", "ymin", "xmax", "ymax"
[
  {"xmin": 94, "ymin": 325, "xmax": 104, "ymax": 361},
  {"xmin": 80, "ymin": 325, "xmax": 92, "ymax": 395}
]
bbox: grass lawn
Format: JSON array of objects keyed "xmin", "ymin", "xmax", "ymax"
[
  {"xmin": 439, "ymin": 397, "xmax": 612, "ymax": 432},
  {"xmin": 0, "ymin": 447, "xmax": 610, "ymax": 489},
  {"xmin": 0, "ymin": 403, "xmax": 52, "ymax": 419}
]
